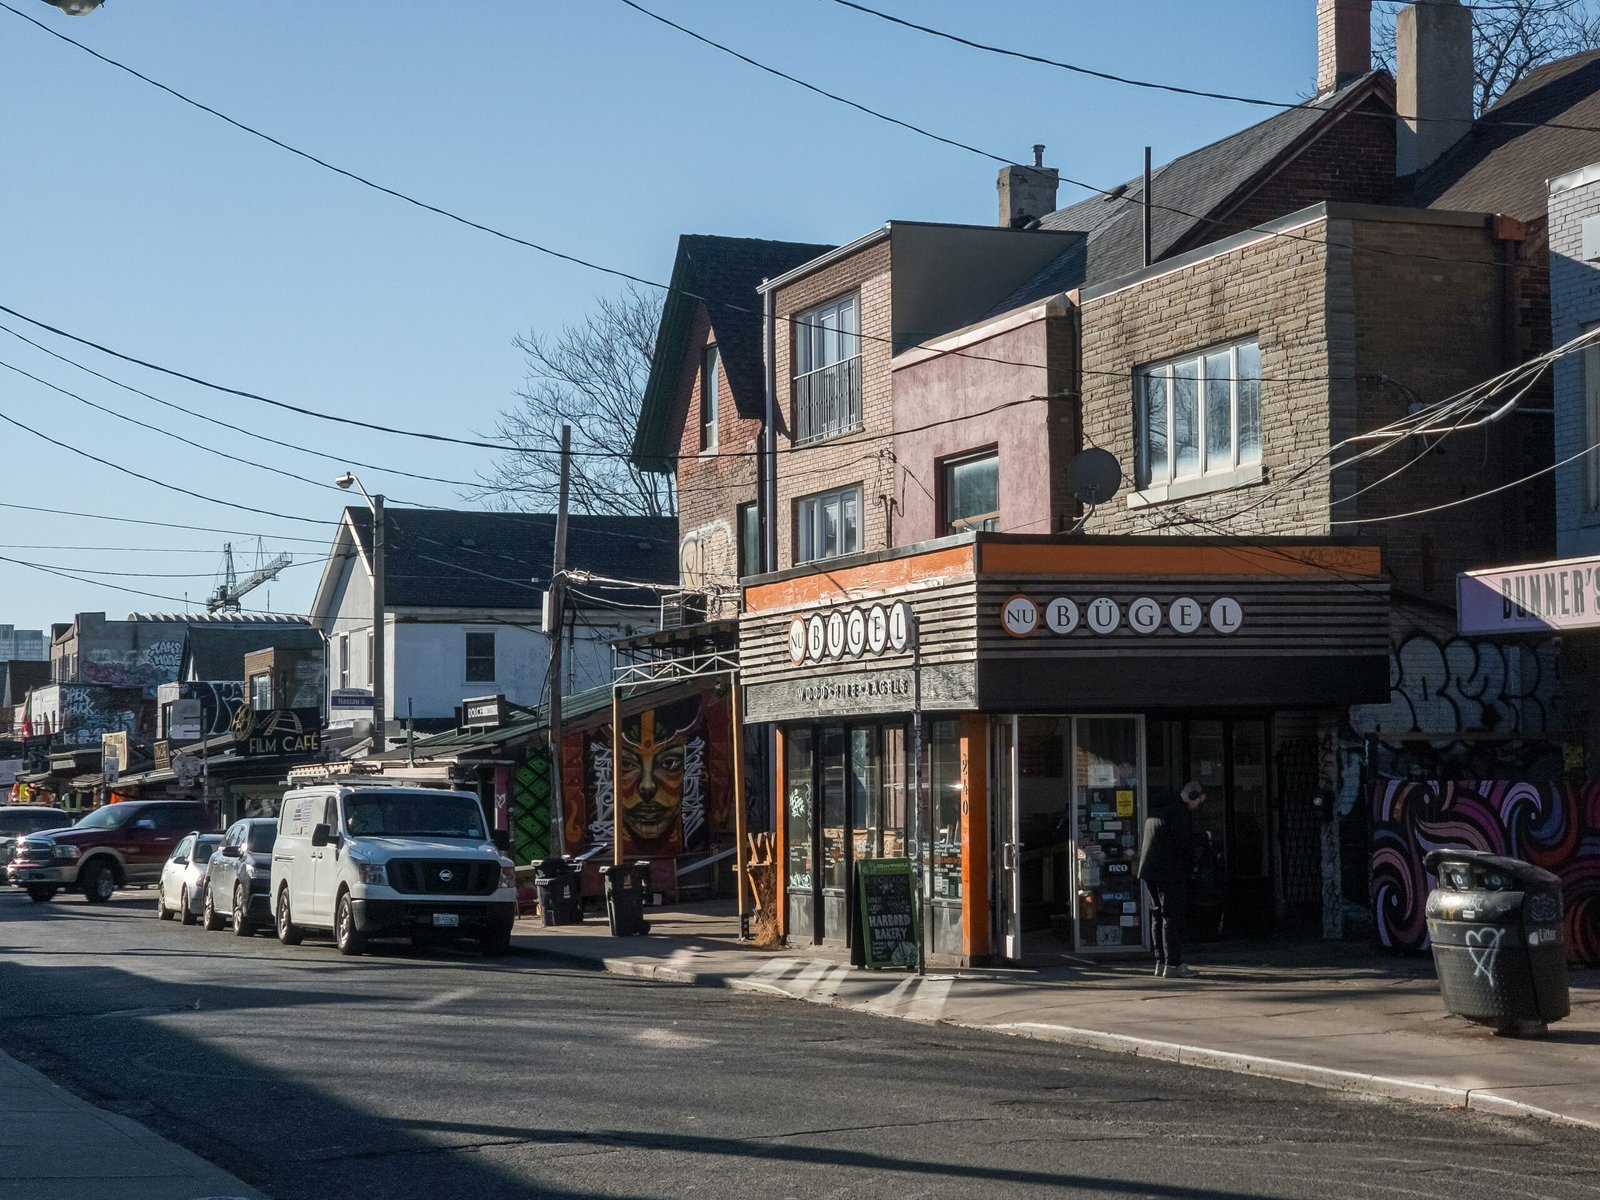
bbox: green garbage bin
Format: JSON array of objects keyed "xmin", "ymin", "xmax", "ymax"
[{"xmin": 1424, "ymin": 848, "xmax": 1569, "ymax": 1036}]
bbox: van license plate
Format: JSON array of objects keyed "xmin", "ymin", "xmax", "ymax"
[{"xmin": 432, "ymin": 913, "xmax": 459, "ymax": 928}]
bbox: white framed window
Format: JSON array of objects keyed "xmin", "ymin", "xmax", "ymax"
[
  {"xmin": 337, "ymin": 634, "xmax": 350, "ymax": 690},
  {"xmin": 794, "ymin": 293, "xmax": 862, "ymax": 444},
  {"xmin": 249, "ymin": 673, "xmax": 272, "ymax": 711},
  {"xmin": 700, "ymin": 344, "xmax": 720, "ymax": 452},
  {"xmin": 795, "ymin": 485, "xmax": 863, "ymax": 565},
  {"xmin": 1135, "ymin": 337, "xmax": 1262, "ymax": 498},
  {"xmin": 365, "ymin": 630, "xmax": 374, "ymax": 687},
  {"xmin": 465, "ymin": 630, "xmax": 496, "ymax": 683},
  {"xmin": 942, "ymin": 449, "xmax": 1000, "ymax": 533}
]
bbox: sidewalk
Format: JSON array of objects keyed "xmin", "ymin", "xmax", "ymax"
[
  {"xmin": 509, "ymin": 903, "xmax": 1600, "ymax": 1133},
  {"xmin": 0, "ymin": 1048, "xmax": 263, "ymax": 1200}
]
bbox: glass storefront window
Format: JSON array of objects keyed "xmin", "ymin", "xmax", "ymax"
[
  {"xmin": 821, "ymin": 728, "xmax": 847, "ymax": 893},
  {"xmin": 1071, "ymin": 717, "xmax": 1144, "ymax": 951},
  {"xmin": 929, "ymin": 719, "xmax": 962, "ymax": 902},
  {"xmin": 785, "ymin": 729, "xmax": 815, "ymax": 896}
]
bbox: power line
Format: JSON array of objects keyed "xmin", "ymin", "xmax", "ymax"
[{"xmin": 0, "ymin": 499, "xmax": 331, "ymax": 544}]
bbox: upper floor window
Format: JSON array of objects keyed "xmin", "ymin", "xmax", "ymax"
[
  {"xmin": 249, "ymin": 673, "xmax": 272, "ymax": 711},
  {"xmin": 700, "ymin": 345, "xmax": 720, "ymax": 452},
  {"xmin": 794, "ymin": 293, "xmax": 862, "ymax": 444},
  {"xmin": 465, "ymin": 631, "xmax": 496, "ymax": 683},
  {"xmin": 942, "ymin": 450, "xmax": 1000, "ymax": 534},
  {"xmin": 796, "ymin": 485, "xmax": 862, "ymax": 565},
  {"xmin": 1136, "ymin": 337, "xmax": 1262, "ymax": 493},
  {"xmin": 337, "ymin": 634, "xmax": 350, "ymax": 690},
  {"xmin": 365, "ymin": 630, "xmax": 374, "ymax": 687},
  {"xmin": 1585, "ymin": 332, "xmax": 1600, "ymax": 513},
  {"xmin": 737, "ymin": 501, "xmax": 760, "ymax": 578}
]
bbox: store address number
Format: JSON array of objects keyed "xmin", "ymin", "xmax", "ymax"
[{"xmin": 1001, "ymin": 594, "xmax": 1243, "ymax": 638}]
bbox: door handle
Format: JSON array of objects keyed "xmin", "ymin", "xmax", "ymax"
[{"xmin": 1002, "ymin": 842, "xmax": 1017, "ymax": 871}]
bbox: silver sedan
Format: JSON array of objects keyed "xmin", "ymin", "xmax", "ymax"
[{"xmin": 155, "ymin": 832, "xmax": 223, "ymax": 926}]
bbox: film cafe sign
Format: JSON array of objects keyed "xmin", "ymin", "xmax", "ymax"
[{"xmin": 1458, "ymin": 554, "xmax": 1600, "ymax": 635}]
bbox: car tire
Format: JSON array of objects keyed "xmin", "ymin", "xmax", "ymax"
[
  {"xmin": 156, "ymin": 889, "xmax": 173, "ymax": 920},
  {"xmin": 80, "ymin": 860, "xmax": 115, "ymax": 905},
  {"xmin": 233, "ymin": 883, "xmax": 253, "ymax": 937},
  {"xmin": 202, "ymin": 886, "xmax": 225, "ymax": 931},
  {"xmin": 180, "ymin": 887, "xmax": 198, "ymax": 926},
  {"xmin": 276, "ymin": 889, "xmax": 303, "ymax": 946},
  {"xmin": 334, "ymin": 892, "xmax": 365, "ymax": 957},
  {"xmin": 479, "ymin": 926, "xmax": 512, "ymax": 958},
  {"xmin": 27, "ymin": 886, "xmax": 56, "ymax": 903}
]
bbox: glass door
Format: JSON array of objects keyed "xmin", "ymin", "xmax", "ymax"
[
  {"xmin": 1070, "ymin": 716, "xmax": 1146, "ymax": 954},
  {"xmin": 991, "ymin": 716, "xmax": 1021, "ymax": 960}
]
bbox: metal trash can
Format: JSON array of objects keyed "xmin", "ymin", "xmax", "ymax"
[
  {"xmin": 533, "ymin": 857, "xmax": 583, "ymax": 927},
  {"xmin": 600, "ymin": 862, "xmax": 652, "ymax": 937},
  {"xmin": 1424, "ymin": 848, "xmax": 1569, "ymax": 1036}
]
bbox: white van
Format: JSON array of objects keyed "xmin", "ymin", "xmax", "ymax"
[{"xmin": 271, "ymin": 784, "xmax": 517, "ymax": 956}]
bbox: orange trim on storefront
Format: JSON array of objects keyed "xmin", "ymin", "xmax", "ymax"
[
  {"xmin": 959, "ymin": 714, "xmax": 990, "ymax": 964},
  {"xmin": 773, "ymin": 726, "xmax": 787, "ymax": 940},
  {"xmin": 977, "ymin": 542, "xmax": 1383, "ymax": 579},
  {"xmin": 744, "ymin": 545, "xmax": 976, "ymax": 613}
]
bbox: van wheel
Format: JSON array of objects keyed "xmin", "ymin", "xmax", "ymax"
[
  {"xmin": 81, "ymin": 860, "xmax": 115, "ymax": 904},
  {"xmin": 202, "ymin": 886, "xmax": 225, "ymax": 931},
  {"xmin": 335, "ymin": 893, "xmax": 365, "ymax": 957},
  {"xmin": 276, "ymin": 890, "xmax": 303, "ymax": 946},
  {"xmin": 233, "ymin": 883, "xmax": 254, "ymax": 937}
]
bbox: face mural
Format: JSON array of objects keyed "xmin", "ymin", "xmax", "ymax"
[{"xmin": 616, "ymin": 706, "xmax": 696, "ymax": 852}]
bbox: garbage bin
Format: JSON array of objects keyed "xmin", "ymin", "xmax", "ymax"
[
  {"xmin": 1424, "ymin": 848, "xmax": 1569, "ymax": 1036},
  {"xmin": 533, "ymin": 857, "xmax": 583, "ymax": 928},
  {"xmin": 600, "ymin": 862, "xmax": 651, "ymax": 937}
]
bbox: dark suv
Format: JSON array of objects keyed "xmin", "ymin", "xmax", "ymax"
[
  {"xmin": 8, "ymin": 800, "xmax": 213, "ymax": 903},
  {"xmin": 0, "ymin": 806, "xmax": 71, "ymax": 878}
]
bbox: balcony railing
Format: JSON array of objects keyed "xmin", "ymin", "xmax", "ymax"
[{"xmin": 793, "ymin": 357, "xmax": 862, "ymax": 445}]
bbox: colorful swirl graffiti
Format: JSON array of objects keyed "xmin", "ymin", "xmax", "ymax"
[{"xmin": 1371, "ymin": 780, "xmax": 1600, "ymax": 964}]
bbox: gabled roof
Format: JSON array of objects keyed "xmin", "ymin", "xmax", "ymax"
[
  {"xmin": 0, "ymin": 659, "xmax": 49, "ymax": 707},
  {"xmin": 1039, "ymin": 72, "xmax": 1392, "ymax": 288},
  {"xmin": 633, "ymin": 234, "xmax": 834, "ymax": 470},
  {"xmin": 180, "ymin": 623, "xmax": 320, "ymax": 684},
  {"xmin": 309, "ymin": 508, "xmax": 678, "ymax": 625},
  {"xmin": 1406, "ymin": 51, "xmax": 1600, "ymax": 221}
]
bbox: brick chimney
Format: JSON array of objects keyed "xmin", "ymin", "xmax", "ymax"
[
  {"xmin": 997, "ymin": 144, "xmax": 1059, "ymax": 228},
  {"xmin": 1396, "ymin": 0, "xmax": 1474, "ymax": 177},
  {"xmin": 1316, "ymin": 0, "xmax": 1372, "ymax": 96}
]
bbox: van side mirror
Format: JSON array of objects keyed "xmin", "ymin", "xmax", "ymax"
[
  {"xmin": 222, "ymin": 844, "xmax": 241, "ymax": 858},
  {"xmin": 311, "ymin": 824, "xmax": 331, "ymax": 848}
]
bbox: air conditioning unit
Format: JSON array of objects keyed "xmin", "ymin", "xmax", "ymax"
[{"xmin": 659, "ymin": 591, "xmax": 708, "ymax": 630}]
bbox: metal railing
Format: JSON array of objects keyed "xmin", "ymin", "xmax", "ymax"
[{"xmin": 793, "ymin": 357, "xmax": 862, "ymax": 444}]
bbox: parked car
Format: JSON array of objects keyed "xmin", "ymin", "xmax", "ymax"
[
  {"xmin": 7, "ymin": 800, "xmax": 212, "ymax": 903},
  {"xmin": 155, "ymin": 832, "xmax": 224, "ymax": 926},
  {"xmin": 0, "ymin": 806, "xmax": 71, "ymax": 881},
  {"xmin": 203, "ymin": 818, "xmax": 277, "ymax": 935},
  {"xmin": 272, "ymin": 785, "xmax": 516, "ymax": 956}
]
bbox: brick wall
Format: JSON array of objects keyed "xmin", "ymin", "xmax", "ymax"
[{"xmin": 771, "ymin": 240, "xmax": 894, "ymax": 568}]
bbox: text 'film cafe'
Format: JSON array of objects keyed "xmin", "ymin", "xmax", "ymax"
[{"xmin": 738, "ymin": 533, "xmax": 1390, "ymax": 967}]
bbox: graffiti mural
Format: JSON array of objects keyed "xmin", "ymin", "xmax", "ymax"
[
  {"xmin": 80, "ymin": 639, "xmax": 184, "ymax": 695},
  {"xmin": 560, "ymin": 688, "xmax": 733, "ymax": 860},
  {"xmin": 56, "ymin": 685, "xmax": 138, "ymax": 749},
  {"xmin": 1371, "ymin": 779, "xmax": 1600, "ymax": 964}
]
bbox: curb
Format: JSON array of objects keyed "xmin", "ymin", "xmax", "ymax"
[{"xmin": 510, "ymin": 940, "xmax": 1600, "ymax": 1135}]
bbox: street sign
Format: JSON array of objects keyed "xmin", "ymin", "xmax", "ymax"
[{"xmin": 329, "ymin": 688, "xmax": 373, "ymax": 710}]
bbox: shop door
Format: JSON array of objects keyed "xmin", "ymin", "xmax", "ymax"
[
  {"xmin": 991, "ymin": 717, "xmax": 1022, "ymax": 961},
  {"xmin": 1068, "ymin": 716, "xmax": 1146, "ymax": 955}
]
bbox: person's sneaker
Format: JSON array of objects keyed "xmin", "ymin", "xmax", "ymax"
[
  {"xmin": 1166, "ymin": 964, "xmax": 1199, "ymax": 979},
  {"xmin": 1153, "ymin": 964, "xmax": 1167, "ymax": 977}
]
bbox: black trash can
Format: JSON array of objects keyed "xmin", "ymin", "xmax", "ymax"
[
  {"xmin": 1424, "ymin": 848, "xmax": 1569, "ymax": 1036},
  {"xmin": 533, "ymin": 857, "xmax": 583, "ymax": 928},
  {"xmin": 600, "ymin": 862, "xmax": 652, "ymax": 937}
]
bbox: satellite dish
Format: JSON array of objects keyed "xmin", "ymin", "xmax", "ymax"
[{"xmin": 1067, "ymin": 447, "xmax": 1122, "ymax": 506}]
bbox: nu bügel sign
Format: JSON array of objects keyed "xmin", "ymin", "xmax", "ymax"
[{"xmin": 1458, "ymin": 554, "xmax": 1600, "ymax": 635}]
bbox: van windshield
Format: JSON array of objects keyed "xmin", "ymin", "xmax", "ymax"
[{"xmin": 343, "ymin": 793, "xmax": 485, "ymax": 840}]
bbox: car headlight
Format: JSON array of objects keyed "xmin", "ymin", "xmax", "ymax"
[
  {"xmin": 357, "ymin": 863, "xmax": 387, "ymax": 886},
  {"xmin": 52, "ymin": 844, "xmax": 79, "ymax": 860},
  {"xmin": 500, "ymin": 866, "xmax": 517, "ymax": 890}
]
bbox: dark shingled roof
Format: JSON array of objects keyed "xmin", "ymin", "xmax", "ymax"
[
  {"xmin": 1038, "ymin": 72, "xmax": 1389, "ymax": 289},
  {"xmin": 346, "ymin": 508, "xmax": 678, "ymax": 610},
  {"xmin": 1406, "ymin": 51, "xmax": 1600, "ymax": 221},
  {"xmin": 182, "ymin": 624, "xmax": 320, "ymax": 683},
  {"xmin": 0, "ymin": 659, "xmax": 49, "ymax": 707},
  {"xmin": 633, "ymin": 234, "xmax": 834, "ymax": 470}
]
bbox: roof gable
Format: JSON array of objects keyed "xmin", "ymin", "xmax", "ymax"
[{"xmin": 180, "ymin": 624, "xmax": 319, "ymax": 683}]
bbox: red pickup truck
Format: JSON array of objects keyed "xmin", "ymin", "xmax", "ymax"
[{"xmin": 7, "ymin": 800, "xmax": 213, "ymax": 903}]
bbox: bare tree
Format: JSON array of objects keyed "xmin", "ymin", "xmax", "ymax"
[
  {"xmin": 476, "ymin": 284, "xmax": 675, "ymax": 518},
  {"xmin": 1374, "ymin": 0, "xmax": 1600, "ymax": 114}
]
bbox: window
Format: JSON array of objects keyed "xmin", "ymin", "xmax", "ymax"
[
  {"xmin": 1136, "ymin": 337, "xmax": 1261, "ymax": 494},
  {"xmin": 1586, "ymin": 331, "xmax": 1600, "ymax": 513},
  {"xmin": 700, "ymin": 345, "xmax": 720, "ymax": 452},
  {"xmin": 465, "ymin": 631, "xmax": 496, "ymax": 683},
  {"xmin": 794, "ymin": 293, "xmax": 862, "ymax": 444},
  {"xmin": 337, "ymin": 635, "xmax": 350, "ymax": 690},
  {"xmin": 942, "ymin": 450, "xmax": 1000, "ymax": 533},
  {"xmin": 737, "ymin": 501, "xmax": 761, "ymax": 578},
  {"xmin": 366, "ymin": 630, "xmax": 374, "ymax": 686},
  {"xmin": 795, "ymin": 486, "xmax": 863, "ymax": 565},
  {"xmin": 249, "ymin": 673, "xmax": 272, "ymax": 712}
]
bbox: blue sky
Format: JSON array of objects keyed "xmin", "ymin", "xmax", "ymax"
[{"xmin": 1, "ymin": 0, "xmax": 1332, "ymax": 632}]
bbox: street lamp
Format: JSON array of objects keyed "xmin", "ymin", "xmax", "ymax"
[
  {"xmin": 336, "ymin": 473, "xmax": 385, "ymax": 751},
  {"xmin": 40, "ymin": 1, "xmax": 106, "ymax": 12}
]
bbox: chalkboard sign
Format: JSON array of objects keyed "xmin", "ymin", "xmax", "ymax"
[{"xmin": 855, "ymin": 857, "xmax": 919, "ymax": 970}]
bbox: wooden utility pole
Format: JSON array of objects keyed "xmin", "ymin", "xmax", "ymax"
[{"xmin": 547, "ymin": 424, "xmax": 572, "ymax": 853}]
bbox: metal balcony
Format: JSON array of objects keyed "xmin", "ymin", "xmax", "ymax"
[{"xmin": 793, "ymin": 357, "xmax": 862, "ymax": 445}]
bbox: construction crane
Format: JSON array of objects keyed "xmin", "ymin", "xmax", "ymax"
[{"xmin": 206, "ymin": 542, "xmax": 293, "ymax": 613}]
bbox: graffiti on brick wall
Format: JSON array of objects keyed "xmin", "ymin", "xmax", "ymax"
[
  {"xmin": 679, "ymin": 520, "xmax": 735, "ymax": 592},
  {"xmin": 57, "ymin": 686, "xmax": 137, "ymax": 749},
  {"xmin": 1371, "ymin": 779, "xmax": 1600, "ymax": 964},
  {"xmin": 1348, "ymin": 632, "xmax": 1562, "ymax": 779},
  {"xmin": 80, "ymin": 639, "xmax": 184, "ymax": 694}
]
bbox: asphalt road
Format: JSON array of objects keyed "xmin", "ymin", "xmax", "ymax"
[{"xmin": 3, "ymin": 889, "xmax": 1600, "ymax": 1200}]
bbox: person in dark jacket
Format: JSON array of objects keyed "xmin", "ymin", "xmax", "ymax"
[{"xmin": 1136, "ymin": 781, "xmax": 1208, "ymax": 979}]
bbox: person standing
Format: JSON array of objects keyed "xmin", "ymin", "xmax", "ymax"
[{"xmin": 1137, "ymin": 781, "xmax": 1208, "ymax": 979}]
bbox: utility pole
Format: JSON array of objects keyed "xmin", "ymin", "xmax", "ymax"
[
  {"xmin": 547, "ymin": 424, "xmax": 572, "ymax": 851},
  {"xmin": 371, "ymin": 492, "xmax": 386, "ymax": 752}
]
